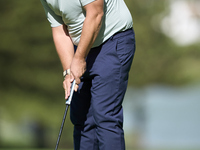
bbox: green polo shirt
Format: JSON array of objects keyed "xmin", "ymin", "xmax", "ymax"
[{"xmin": 41, "ymin": 0, "xmax": 133, "ymax": 47}]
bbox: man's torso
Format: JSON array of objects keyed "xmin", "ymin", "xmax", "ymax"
[{"xmin": 41, "ymin": 0, "xmax": 133, "ymax": 47}]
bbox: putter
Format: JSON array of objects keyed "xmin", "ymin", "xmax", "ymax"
[{"xmin": 55, "ymin": 80, "xmax": 76, "ymax": 150}]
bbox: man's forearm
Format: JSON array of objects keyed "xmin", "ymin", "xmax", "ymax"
[
  {"xmin": 74, "ymin": 0, "xmax": 104, "ymax": 60},
  {"xmin": 75, "ymin": 15, "xmax": 103, "ymax": 60},
  {"xmin": 52, "ymin": 25, "xmax": 74, "ymax": 71}
]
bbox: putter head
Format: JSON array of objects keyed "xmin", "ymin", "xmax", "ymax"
[{"xmin": 65, "ymin": 80, "xmax": 76, "ymax": 105}]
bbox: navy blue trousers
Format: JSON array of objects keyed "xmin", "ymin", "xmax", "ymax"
[{"xmin": 70, "ymin": 28, "xmax": 136, "ymax": 150}]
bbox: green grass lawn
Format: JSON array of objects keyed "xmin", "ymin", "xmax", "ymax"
[
  {"xmin": 0, "ymin": 149, "xmax": 72, "ymax": 150},
  {"xmin": 1, "ymin": 149, "xmax": 200, "ymax": 150},
  {"xmin": 0, "ymin": 149, "xmax": 73, "ymax": 150}
]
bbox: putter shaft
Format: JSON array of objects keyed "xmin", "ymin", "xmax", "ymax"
[
  {"xmin": 55, "ymin": 104, "xmax": 69, "ymax": 150},
  {"xmin": 55, "ymin": 80, "xmax": 75, "ymax": 150}
]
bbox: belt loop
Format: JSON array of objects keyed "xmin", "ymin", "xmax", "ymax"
[{"xmin": 110, "ymin": 34, "xmax": 114, "ymax": 41}]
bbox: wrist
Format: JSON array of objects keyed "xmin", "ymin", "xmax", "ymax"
[
  {"xmin": 63, "ymin": 69, "xmax": 70, "ymax": 78},
  {"xmin": 75, "ymin": 48, "xmax": 87, "ymax": 60}
]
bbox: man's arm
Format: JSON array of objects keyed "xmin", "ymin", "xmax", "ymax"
[
  {"xmin": 52, "ymin": 25, "xmax": 74, "ymax": 71},
  {"xmin": 70, "ymin": 0, "xmax": 104, "ymax": 84},
  {"xmin": 52, "ymin": 0, "xmax": 104, "ymax": 98},
  {"xmin": 52, "ymin": 24, "xmax": 74, "ymax": 98}
]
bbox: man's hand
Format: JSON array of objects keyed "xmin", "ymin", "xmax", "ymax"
[
  {"xmin": 70, "ymin": 54, "xmax": 86, "ymax": 91},
  {"xmin": 63, "ymin": 74, "xmax": 72, "ymax": 99}
]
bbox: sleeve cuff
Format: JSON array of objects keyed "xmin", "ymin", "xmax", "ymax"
[{"xmin": 80, "ymin": 0, "xmax": 95, "ymax": 6}]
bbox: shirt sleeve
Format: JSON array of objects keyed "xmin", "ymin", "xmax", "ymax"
[
  {"xmin": 80, "ymin": 0, "xmax": 95, "ymax": 6},
  {"xmin": 40, "ymin": 0, "xmax": 64, "ymax": 27}
]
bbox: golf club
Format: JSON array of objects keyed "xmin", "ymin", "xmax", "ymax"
[{"xmin": 55, "ymin": 80, "xmax": 76, "ymax": 150}]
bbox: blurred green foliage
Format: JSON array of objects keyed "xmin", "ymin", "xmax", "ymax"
[
  {"xmin": 0, "ymin": 0, "xmax": 200, "ymax": 148},
  {"xmin": 126, "ymin": 0, "xmax": 200, "ymax": 86}
]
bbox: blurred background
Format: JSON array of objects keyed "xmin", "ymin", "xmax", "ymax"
[{"xmin": 0, "ymin": 0, "xmax": 200, "ymax": 150}]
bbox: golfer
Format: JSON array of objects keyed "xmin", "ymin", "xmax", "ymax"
[{"xmin": 41, "ymin": 0, "xmax": 136, "ymax": 149}]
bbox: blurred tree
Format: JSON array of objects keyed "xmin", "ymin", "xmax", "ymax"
[
  {"xmin": 125, "ymin": 0, "xmax": 200, "ymax": 86},
  {"xmin": 0, "ymin": 1, "xmax": 62, "ymax": 97}
]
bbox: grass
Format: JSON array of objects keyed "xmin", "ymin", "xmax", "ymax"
[
  {"xmin": 1, "ymin": 149, "xmax": 200, "ymax": 150},
  {"xmin": 0, "ymin": 149, "xmax": 73, "ymax": 150},
  {"xmin": 0, "ymin": 149, "xmax": 83, "ymax": 150}
]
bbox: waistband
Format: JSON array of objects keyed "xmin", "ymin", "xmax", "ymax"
[
  {"xmin": 110, "ymin": 28, "xmax": 134, "ymax": 40},
  {"xmin": 76, "ymin": 28, "xmax": 134, "ymax": 51}
]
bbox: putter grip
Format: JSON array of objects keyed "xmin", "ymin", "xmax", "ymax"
[{"xmin": 65, "ymin": 80, "xmax": 76, "ymax": 105}]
